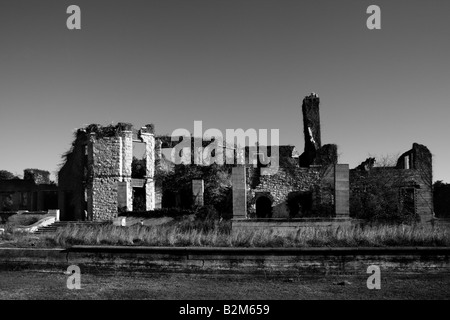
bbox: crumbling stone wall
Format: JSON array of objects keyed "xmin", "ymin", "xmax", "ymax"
[
  {"xmin": 319, "ymin": 164, "xmax": 336, "ymax": 213},
  {"xmin": 396, "ymin": 143, "xmax": 433, "ymax": 220},
  {"xmin": 350, "ymin": 143, "xmax": 433, "ymax": 222},
  {"xmin": 302, "ymin": 93, "xmax": 321, "ymax": 149},
  {"xmin": 313, "ymin": 144, "xmax": 338, "ymax": 166},
  {"xmin": 241, "ymin": 92, "xmax": 345, "ymax": 219},
  {"xmin": 59, "ymin": 123, "xmax": 156, "ymax": 221},
  {"xmin": 247, "ymin": 165, "xmax": 334, "ymax": 218},
  {"xmin": 0, "ymin": 171, "xmax": 57, "ymax": 212},
  {"xmin": 298, "ymin": 93, "xmax": 338, "ymax": 168},
  {"xmin": 120, "ymin": 129, "xmax": 133, "ymax": 212},
  {"xmin": 141, "ymin": 125, "xmax": 156, "ymax": 211},
  {"xmin": 88, "ymin": 134, "xmax": 123, "ymax": 221}
]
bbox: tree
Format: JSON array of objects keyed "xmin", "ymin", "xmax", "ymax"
[
  {"xmin": 23, "ymin": 169, "xmax": 50, "ymax": 184},
  {"xmin": 0, "ymin": 170, "xmax": 17, "ymax": 180}
]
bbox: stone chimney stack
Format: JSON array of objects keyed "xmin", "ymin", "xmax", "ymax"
[
  {"xmin": 299, "ymin": 92, "xmax": 322, "ymax": 167},
  {"xmin": 302, "ymin": 92, "xmax": 322, "ymax": 150}
]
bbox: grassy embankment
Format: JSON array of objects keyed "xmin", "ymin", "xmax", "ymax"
[{"xmin": 1, "ymin": 218, "xmax": 449, "ymax": 248}]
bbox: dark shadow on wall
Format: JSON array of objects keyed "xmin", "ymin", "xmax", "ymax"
[{"xmin": 286, "ymin": 191, "xmax": 313, "ymax": 218}]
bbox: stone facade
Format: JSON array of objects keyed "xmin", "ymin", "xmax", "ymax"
[
  {"xmin": 88, "ymin": 134, "xmax": 123, "ymax": 221},
  {"xmin": 237, "ymin": 93, "xmax": 345, "ymax": 220},
  {"xmin": 232, "ymin": 166, "xmax": 247, "ymax": 218},
  {"xmin": 248, "ymin": 166, "xmax": 322, "ymax": 218},
  {"xmin": 243, "ymin": 162, "xmax": 348, "ymax": 219},
  {"xmin": 141, "ymin": 127, "xmax": 156, "ymax": 211},
  {"xmin": 119, "ymin": 129, "xmax": 133, "ymax": 211},
  {"xmin": 56, "ymin": 93, "xmax": 433, "ymax": 224},
  {"xmin": 59, "ymin": 123, "xmax": 156, "ymax": 221}
]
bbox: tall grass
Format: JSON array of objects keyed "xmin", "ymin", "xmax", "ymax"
[{"xmin": 42, "ymin": 222, "xmax": 450, "ymax": 248}]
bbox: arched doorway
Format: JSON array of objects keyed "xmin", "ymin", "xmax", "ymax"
[{"xmin": 256, "ymin": 196, "xmax": 272, "ymax": 218}]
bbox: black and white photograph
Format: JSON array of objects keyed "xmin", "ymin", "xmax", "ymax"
[{"xmin": 0, "ymin": 0, "xmax": 449, "ymax": 310}]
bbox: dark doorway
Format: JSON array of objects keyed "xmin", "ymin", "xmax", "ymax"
[
  {"xmin": 43, "ymin": 191, "xmax": 58, "ymax": 210},
  {"xmin": 133, "ymin": 188, "xmax": 146, "ymax": 212},
  {"xmin": 178, "ymin": 188, "xmax": 193, "ymax": 209},
  {"xmin": 32, "ymin": 192, "xmax": 38, "ymax": 211},
  {"xmin": 256, "ymin": 196, "xmax": 272, "ymax": 218},
  {"xmin": 63, "ymin": 191, "xmax": 75, "ymax": 221},
  {"xmin": 287, "ymin": 191, "xmax": 313, "ymax": 218},
  {"xmin": 162, "ymin": 190, "xmax": 177, "ymax": 208},
  {"xmin": 162, "ymin": 188, "xmax": 193, "ymax": 209}
]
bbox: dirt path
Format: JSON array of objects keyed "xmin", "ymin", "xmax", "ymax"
[{"xmin": 1, "ymin": 270, "xmax": 449, "ymax": 300}]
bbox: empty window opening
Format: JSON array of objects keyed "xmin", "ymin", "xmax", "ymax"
[
  {"xmin": 132, "ymin": 142, "xmax": 146, "ymax": 179},
  {"xmin": 404, "ymin": 155, "xmax": 410, "ymax": 169},
  {"xmin": 399, "ymin": 188, "xmax": 415, "ymax": 215}
]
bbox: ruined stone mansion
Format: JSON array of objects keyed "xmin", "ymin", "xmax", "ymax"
[{"xmin": 57, "ymin": 93, "xmax": 434, "ymax": 224}]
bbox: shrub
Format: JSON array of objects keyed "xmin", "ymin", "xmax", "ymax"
[
  {"xmin": 194, "ymin": 205, "xmax": 220, "ymax": 221},
  {"xmin": 1, "ymin": 196, "xmax": 14, "ymax": 211},
  {"xmin": 311, "ymin": 203, "xmax": 335, "ymax": 218}
]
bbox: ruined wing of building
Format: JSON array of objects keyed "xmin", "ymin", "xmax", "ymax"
[
  {"xmin": 55, "ymin": 93, "xmax": 434, "ymax": 224},
  {"xmin": 0, "ymin": 169, "xmax": 58, "ymax": 212}
]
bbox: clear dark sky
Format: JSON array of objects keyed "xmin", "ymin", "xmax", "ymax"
[{"xmin": 0, "ymin": 0, "xmax": 449, "ymax": 182}]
